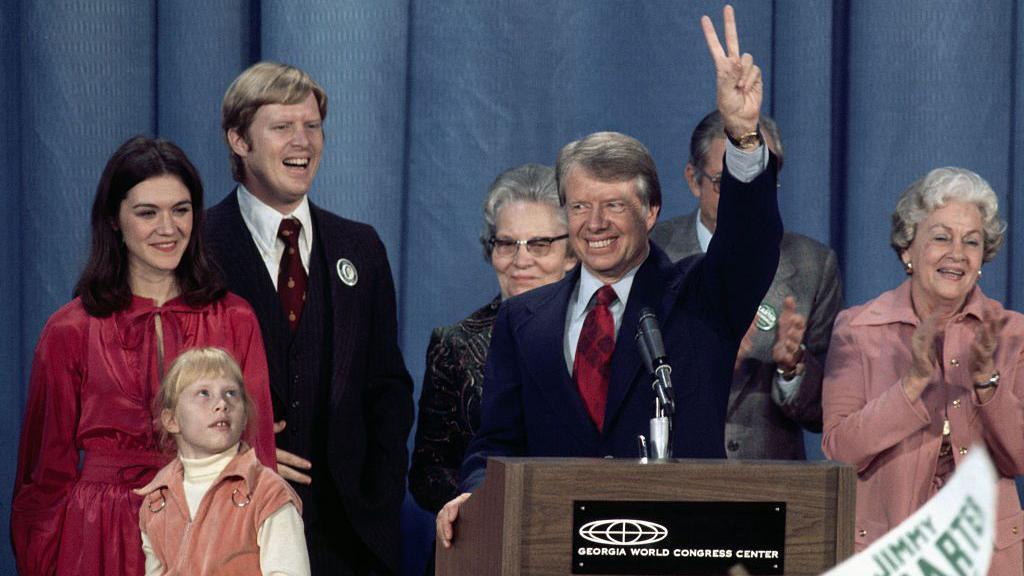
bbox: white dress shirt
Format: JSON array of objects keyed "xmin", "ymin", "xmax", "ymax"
[
  {"xmin": 564, "ymin": 264, "xmax": 641, "ymax": 373},
  {"xmin": 236, "ymin": 185, "xmax": 313, "ymax": 288}
]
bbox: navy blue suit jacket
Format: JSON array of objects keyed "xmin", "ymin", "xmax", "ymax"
[{"xmin": 460, "ymin": 155, "xmax": 781, "ymax": 490}]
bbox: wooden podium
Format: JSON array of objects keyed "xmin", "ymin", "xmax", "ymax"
[{"xmin": 436, "ymin": 457, "xmax": 855, "ymax": 576}]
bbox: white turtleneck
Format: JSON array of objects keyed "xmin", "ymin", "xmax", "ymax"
[{"xmin": 181, "ymin": 447, "xmax": 235, "ymax": 517}]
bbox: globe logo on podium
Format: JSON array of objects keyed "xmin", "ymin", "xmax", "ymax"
[{"xmin": 579, "ymin": 519, "xmax": 669, "ymax": 546}]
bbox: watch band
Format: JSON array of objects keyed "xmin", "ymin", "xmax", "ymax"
[
  {"xmin": 775, "ymin": 344, "xmax": 806, "ymax": 380},
  {"xmin": 776, "ymin": 363, "xmax": 805, "ymax": 380},
  {"xmin": 726, "ymin": 123, "xmax": 762, "ymax": 150}
]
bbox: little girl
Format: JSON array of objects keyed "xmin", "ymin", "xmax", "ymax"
[{"xmin": 137, "ymin": 347, "xmax": 310, "ymax": 575}]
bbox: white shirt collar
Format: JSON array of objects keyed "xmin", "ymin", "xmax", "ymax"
[
  {"xmin": 571, "ymin": 262, "xmax": 640, "ymax": 322},
  {"xmin": 236, "ymin": 184, "xmax": 313, "ymax": 263},
  {"xmin": 696, "ymin": 210, "xmax": 713, "ymax": 253}
]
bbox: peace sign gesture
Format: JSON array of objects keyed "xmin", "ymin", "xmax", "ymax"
[{"xmin": 701, "ymin": 5, "xmax": 762, "ymax": 140}]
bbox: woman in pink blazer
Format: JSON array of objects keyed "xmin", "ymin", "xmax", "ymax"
[{"xmin": 823, "ymin": 167, "xmax": 1024, "ymax": 574}]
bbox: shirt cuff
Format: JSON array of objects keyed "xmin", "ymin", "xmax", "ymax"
[
  {"xmin": 772, "ymin": 370, "xmax": 804, "ymax": 405},
  {"xmin": 724, "ymin": 140, "xmax": 768, "ymax": 183}
]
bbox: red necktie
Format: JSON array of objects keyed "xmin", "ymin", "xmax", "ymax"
[
  {"xmin": 277, "ymin": 218, "xmax": 307, "ymax": 331},
  {"xmin": 574, "ymin": 285, "xmax": 617, "ymax": 430}
]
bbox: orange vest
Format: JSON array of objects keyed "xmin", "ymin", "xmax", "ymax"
[{"xmin": 137, "ymin": 445, "xmax": 301, "ymax": 575}]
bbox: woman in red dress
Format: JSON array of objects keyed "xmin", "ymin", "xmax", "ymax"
[{"xmin": 11, "ymin": 136, "xmax": 276, "ymax": 575}]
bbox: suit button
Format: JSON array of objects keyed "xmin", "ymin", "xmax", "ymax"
[
  {"xmin": 727, "ymin": 440, "xmax": 740, "ymax": 452},
  {"xmin": 291, "ymin": 400, "xmax": 301, "ymax": 409},
  {"xmin": 952, "ymin": 399, "xmax": 961, "ymax": 408},
  {"xmin": 950, "ymin": 358, "xmax": 960, "ymax": 367},
  {"xmin": 858, "ymin": 529, "xmax": 867, "ymax": 538},
  {"xmin": 959, "ymin": 447, "xmax": 968, "ymax": 455},
  {"xmin": 1013, "ymin": 526, "xmax": 1019, "ymax": 535}
]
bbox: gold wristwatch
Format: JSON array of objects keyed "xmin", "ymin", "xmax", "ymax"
[{"xmin": 727, "ymin": 124, "xmax": 762, "ymax": 150}]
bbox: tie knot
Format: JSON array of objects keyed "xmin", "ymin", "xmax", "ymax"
[
  {"xmin": 278, "ymin": 218, "xmax": 302, "ymax": 245},
  {"xmin": 595, "ymin": 285, "xmax": 616, "ymax": 307}
]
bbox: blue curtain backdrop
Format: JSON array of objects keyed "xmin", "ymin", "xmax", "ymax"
[{"xmin": 4, "ymin": 1, "xmax": 1023, "ymax": 574}]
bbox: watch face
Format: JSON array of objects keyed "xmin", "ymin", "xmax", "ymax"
[
  {"xmin": 738, "ymin": 133, "xmax": 761, "ymax": 149},
  {"xmin": 727, "ymin": 126, "xmax": 762, "ymax": 149}
]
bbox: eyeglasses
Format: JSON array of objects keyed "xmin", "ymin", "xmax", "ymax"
[
  {"xmin": 489, "ymin": 234, "xmax": 569, "ymax": 257},
  {"xmin": 697, "ymin": 168, "xmax": 722, "ymax": 192}
]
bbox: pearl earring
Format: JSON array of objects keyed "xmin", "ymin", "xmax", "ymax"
[{"xmin": 903, "ymin": 260, "xmax": 913, "ymax": 275}]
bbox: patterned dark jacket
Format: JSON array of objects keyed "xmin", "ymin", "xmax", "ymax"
[{"xmin": 409, "ymin": 296, "xmax": 500, "ymax": 513}]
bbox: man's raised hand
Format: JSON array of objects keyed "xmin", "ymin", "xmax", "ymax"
[{"xmin": 701, "ymin": 5, "xmax": 762, "ymax": 138}]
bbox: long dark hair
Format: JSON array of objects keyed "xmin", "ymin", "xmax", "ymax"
[{"xmin": 74, "ymin": 136, "xmax": 225, "ymax": 316}]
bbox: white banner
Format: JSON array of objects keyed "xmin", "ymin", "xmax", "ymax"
[{"xmin": 824, "ymin": 445, "xmax": 997, "ymax": 576}]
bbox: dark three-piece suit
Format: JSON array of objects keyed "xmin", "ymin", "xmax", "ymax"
[{"xmin": 206, "ymin": 191, "xmax": 413, "ymax": 575}]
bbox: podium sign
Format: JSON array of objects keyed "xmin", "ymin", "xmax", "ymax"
[
  {"xmin": 572, "ymin": 500, "xmax": 786, "ymax": 574},
  {"xmin": 437, "ymin": 458, "xmax": 855, "ymax": 576}
]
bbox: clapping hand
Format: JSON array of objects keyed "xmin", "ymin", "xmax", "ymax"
[
  {"xmin": 903, "ymin": 314, "xmax": 942, "ymax": 402},
  {"xmin": 969, "ymin": 306, "xmax": 1007, "ymax": 403},
  {"xmin": 772, "ymin": 297, "xmax": 807, "ymax": 376}
]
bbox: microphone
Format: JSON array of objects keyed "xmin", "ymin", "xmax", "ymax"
[{"xmin": 635, "ymin": 308, "xmax": 674, "ymax": 416}]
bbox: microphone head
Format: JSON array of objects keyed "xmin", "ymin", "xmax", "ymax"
[
  {"xmin": 634, "ymin": 328, "xmax": 655, "ymax": 372},
  {"xmin": 637, "ymin": 309, "xmax": 674, "ymax": 404},
  {"xmin": 637, "ymin": 308, "xmax": 667, "ymax": 361},
  {"xmin": 638, "ymin": 308, "xmax": 657, "ymax": 326}
]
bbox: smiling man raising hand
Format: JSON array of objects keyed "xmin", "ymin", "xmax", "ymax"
[{"xmin": 439, "ymin": 4, "xmax": 783, "ymax": 549}]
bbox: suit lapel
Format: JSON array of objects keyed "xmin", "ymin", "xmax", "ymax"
[
  {"xmin": 675, "ymin": 209, "xmax": 704, "ymax": 259},
  {"xmin": 310, "ymin": 204, "xmax": 358, "ymax": 409},
  {"xmin": 603, "ymin": 246, "xmax": 679, "ymax": 431},
  {"xmin": 210, "ymin": 192, "xmax": 290, "ymax": 402},
  {"xmin": 519, "ymin": 268, "xmax": 602, "ymax": 446},
  {"xmin": 213, "ymin": 192, "xmax": 282, "ymax": 309},
  {"xmin": 773, "ymin": 255, "xmax": 796, "ymax": 286}
]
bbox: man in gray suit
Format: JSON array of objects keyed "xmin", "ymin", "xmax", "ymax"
[{"xmin": 650, "ymin": 111, "xmax": 842, "ymax": 460}]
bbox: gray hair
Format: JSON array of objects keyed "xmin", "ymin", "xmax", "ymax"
[
  {"xmin": 555, "ymin": 131, "xmax": 661, "ymax": 210},
  {"xmin": 890, "ymin": 167, "xmax": 1005, "ymax": 263},
  {"xmin": 689, "ymin": 111, "xmax": 785, "ymax": 179},
  {"xmin": 480, "ymin": 163, "xmax": 565, "ymax": 260}
]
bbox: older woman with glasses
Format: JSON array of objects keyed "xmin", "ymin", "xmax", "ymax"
[
  {"xmin": 822, "ymin": 167, "xmax": 1024, "ymax": 574},
  {"xmin": 410, "ymin": 164, "xmax": 576, "ymax": 519}
]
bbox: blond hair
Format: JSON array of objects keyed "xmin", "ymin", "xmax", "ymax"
[
  {"xmin": 222, "ymin": 61, "xmax": 328, "ymax": 182},
  {"xmin": 156, "ymin": 347, "xmax": 254, "ymax": 448}
]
